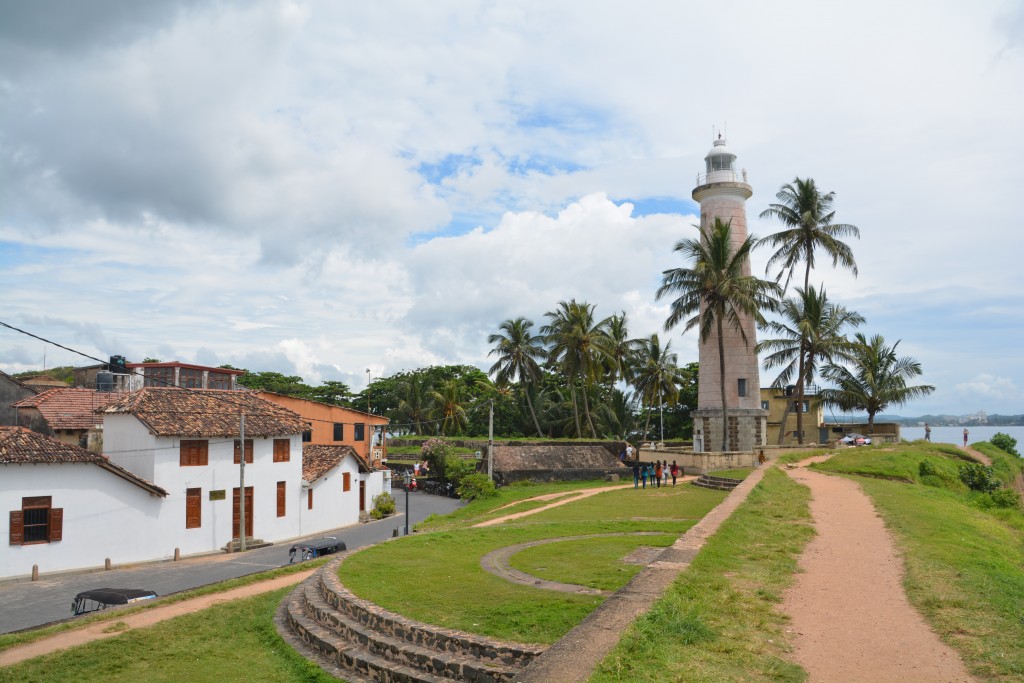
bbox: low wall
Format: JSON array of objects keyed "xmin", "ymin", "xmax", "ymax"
[
  {"xmin": 668, "ymin": 451, "xmax": 757, "ymax": 474},
  {"xmin": 494, "ymin": 468, "xmax": 625, "ymax": 486}
]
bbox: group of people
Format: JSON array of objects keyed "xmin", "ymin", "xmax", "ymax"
[{"xmin": 632, "ymin": 459, "xmax": 680, "ymax": 489}]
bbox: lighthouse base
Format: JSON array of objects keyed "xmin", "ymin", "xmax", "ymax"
[{"xmin": 692, "ymin": 408, "xmax": 767, "ymax": 453}]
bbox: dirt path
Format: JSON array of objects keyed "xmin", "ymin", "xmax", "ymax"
[
  {"xmin": 472, "ymin": 484, "xmax": 634, "ymax": 527},
  {"xmin": 960, "ymin": 444, "xmax": 992, "ymax": 466},
  {"xmin": 781, "ymin": 459, "xmax": 975, "ymax": 683},
  {"xmin": 0, "ymin": 568, "xmax": 316, "ymax": 667}
]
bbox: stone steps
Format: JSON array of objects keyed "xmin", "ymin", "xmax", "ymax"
[
  {"xmin": 276, "ymin": 554, "xmax": 543, "ymax": 682},
  {"xmin": 691, "ymin": 474, "xmax": 742, "ymax": 491}
]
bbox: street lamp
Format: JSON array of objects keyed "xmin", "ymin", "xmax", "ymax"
[{"xmin": 402, "ymin": 471, "xmax": 411, "ymax": 536}]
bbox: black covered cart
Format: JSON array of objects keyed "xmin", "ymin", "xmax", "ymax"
[
  {"xmin": 289, "ymin": 536, "xmax": 346, "ymax": 563},
  {"xmin": 71, "ymin": 588, "xmax": 158, "ymax": 616}
]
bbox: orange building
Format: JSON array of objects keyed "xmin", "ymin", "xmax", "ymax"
[{"xmin": 254, "ymin": 391, "xmax": 389, "ymax": 466}]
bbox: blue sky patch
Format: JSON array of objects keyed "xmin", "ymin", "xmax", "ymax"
[{"xmin": 615, "ymin": 196, "xmax": 698, "ymax": 217}]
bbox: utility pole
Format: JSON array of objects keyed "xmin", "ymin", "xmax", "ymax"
[
  {"xmin": 487, "ymin": 399, "xmax": 494, "ymax": 481},
  {"xmin": 366, "ymin": 368, "xmax": 371, "ymax": 413},
  {"xmin": 239, "ymin": 413, "xmax": 246, "ymax": 552},
  {"xmin": 659, "ymin": 384, "xmax": 664, "ymax": 444}
]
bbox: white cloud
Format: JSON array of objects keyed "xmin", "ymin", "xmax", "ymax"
[{"xmin": 955, "ymin": 374, "xmax": 1018, "ymax": 401}]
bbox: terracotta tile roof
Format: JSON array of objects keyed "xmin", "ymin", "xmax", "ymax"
[
  {"xmin": 12, "ymin": 388, "xmax": 121, "ymax": 431},
  {"xmin": 302, "ymin": 444, "xmax": 361, "ymax": 483},
  {"xmin": 0, "ymin": 426, "xmax": 167, "ymax": 497},
  {"xmin": 100, "ymin": 388, "xmax": 309, "ymax": 438}
]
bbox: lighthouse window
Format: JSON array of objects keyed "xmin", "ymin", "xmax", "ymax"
[
  {"xmin": 709, "ymin": 156, "xmax": 733, "ymax": 172},
  {"xmin": 737, "ymin": 378, "xmax": 748, "ymax": 397}
]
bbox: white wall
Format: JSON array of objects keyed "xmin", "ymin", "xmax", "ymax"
[
  {"xmin": 1, "ymin": 463, "xmax": 165, "ymax": 579},
  {"xmin": 104, "ymin": 416, "xmax": 306, "ymax": 556},
  {"xmin": 298, "ymin": 457, "xmax": 361, "ymax": 537}
]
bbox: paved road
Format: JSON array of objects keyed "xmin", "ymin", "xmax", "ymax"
[{"xmin": 0, "ymin": 491, "xmax": 461, "ymax": 634}]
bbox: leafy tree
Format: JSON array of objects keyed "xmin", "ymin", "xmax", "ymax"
[
  {"xmin": 394, "ymin": 374, "xmax": 436, "ymax": 435},
  {"xmin": 758, "ymin": 177, "xmax": 861, "ymax": 293},
  {"xmin": 488, "ymin": 317, "xmax": 546, "ymax": 436},
  {"xmin": 819, "ymin": 333, "xmax": 935, "ymax": 432},
  {"xmin": 990, "ymin": 432, "xmax": 1019, "ymax": 456},
  {"xmin": 542, "ymin": 299, "xmax": 613, "ymax": 438},
  {"xmin": 142, "ymin": 357, "xmax": 161, "ymax": 363},
  {"xmin": 237, "ymin": 371, "xmax": 313, "ymax": 397},
  {"xmin": 658, "ymin": 218, "xmax": 781, "ymax": 451},
  {"xmin": 631, "ymin": 334, "xmax": 684, "ymax": 442},
  {"xmin": 758, "ymin": 286, "xmax": 864, "ymax": 444},
  {"xmin": 602, "ymin": 313, "xmax": 643, "ymax": 386},
  {"xmin": 307, "ymin": 380, "xmax": 354, "ymax": 407},
  {"xmin": 429, "ymin": 379, "xmax": 469, "ymax": 436}
]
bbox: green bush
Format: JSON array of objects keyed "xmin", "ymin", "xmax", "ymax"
[
  {"xmin": 990, "ymin": 488, "xmax": 1021, "ymax": 509},
  {"xmin": 920, "ymin": 474, "xmax": 946, "ymax": 488},
  {"xmin": 919, "ymin": 460, "xmax": 937, "ymax": 477},
  {"xmin": 370, "ymin": 492, "xmax": 396, "ymax": 519},
  {"xmin": 421, "ymin": 437, "xmax": 477, "ymax": 487},
  {"xmin": 959, "ymin": 462, "xmax": 1001, "ymax": 493},
  {"xmin": 991, "ymin": 432, "xmax": 1020, "ymax": 457},
  {"xmin": 456, "ymin": 473, "xmax": 498, "ymax": 501}
]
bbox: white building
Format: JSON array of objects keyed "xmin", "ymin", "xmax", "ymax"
[
  {"xmin": 2, "ymin": 426, "xmax": 168, "ymax": 578},
  {"xmin": 2, "ymin": 388, "xmax": 391, "ymax": 580}
]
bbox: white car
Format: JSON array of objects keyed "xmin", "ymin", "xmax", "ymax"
[{"xmin": 839, "ymin": 433, "xmax": 871, "ymax": 446}]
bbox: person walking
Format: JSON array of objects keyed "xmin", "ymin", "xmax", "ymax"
[
  {"xmin": 641, "ymin": 464, "xmax": 648, "ymax": 489},
  {"xmin": 625, "ymin": 443, "xmax": 635, "ymax": 460},
  {"xmin": 632, "ymin": 461, "xmax": 640, "ymax": 489},
  {"xmin": 963, "ymin": 428, "xmax": 969, "ymax": 447},
  {"xmin": 662, "ymin": 460, "xmax": 669, "ymax": 486},
  {"xmin": 654, "ymin": 461, "xmax": 663, "ymax": 488},
  {"xmin": 924, "ymin": 423, "xmax": 931, "ymax": 442},
  {"xmin": 670, "ymin": 461, "xmax": 679, "ymax": 486}
]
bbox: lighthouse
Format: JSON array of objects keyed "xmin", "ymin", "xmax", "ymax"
[{"xmin": 691, "ymin": 136, "xmax": 767, "ymax": 453}]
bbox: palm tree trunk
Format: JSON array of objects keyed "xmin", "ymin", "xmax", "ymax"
[
  {"xmin": 569, "ymin": 384, "xmax": 582, "ymax": 437},
  {"xmin": 580, "ymin": 385, "xmax": 598, "ymax": 438},
  {"xmin": 524, "ymin": 387, "xmax": 544, "ymax": 437},
  {"xmin": 717, "ymin": 317, "xmax": 728, "ymax": 452},
  {"xmin": 777, "ymin": 398, "xmax": 792, "ymax": 445},
  {"xmin": 795, "ymin": 346, "xmax": 806, "ymax": 444}
]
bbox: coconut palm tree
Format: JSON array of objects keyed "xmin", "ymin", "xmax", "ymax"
[
  {"xmin": 541, "ymin": 300, "xmax": 612, "ymax": 438},
  {"xmin": 631, "ymin": 334, "xmax": 683, "ymax": 442},
  {"xmin": 428, "ymin": 379, "xmax": 469, "ymax": 436},
  {"xmin": 657, "ymin": 218, "xmax": 781, "ymax": 451},
  {"xmin": 818, "ymin": 333, "xmax": 935, "ymax": 432},
  {"xmin": 759, "ymin": 177, "xmax": 860, "ymax": 294},
  {"xmin": 395, "ymin": 374, "xmax": 435, "ymax": 435},
  {"xmin": 487, "ymin": 317, "xmax": 546, "ymax": 437},
  {"xmin": 757, "ymin": 286, "xmax": 865, "ymax": 444},
  {"xmin": 602, "ymin": 312, "xmax": 643, "ymax": 387}
]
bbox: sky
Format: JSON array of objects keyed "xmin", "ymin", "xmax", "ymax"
[{"xmin": 2, "ymin": 0, "xmax": 1023, "ymax": 417}]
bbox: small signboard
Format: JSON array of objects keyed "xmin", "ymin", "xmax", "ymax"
[{"xmin": 209, "ymin": 490, "xmax": 226, "ymax": 501}]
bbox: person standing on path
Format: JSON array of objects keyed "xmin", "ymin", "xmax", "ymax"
[
  {"xmin": 670, "ymin": 461, "xmax": 679, "ymax": 486},
  {"xmin": 641, "ymin": 464, "xmax": 648, "ymax": 489},
  {"xmin": 662, "ymin": 460, "xmax": 669, "ymax": 486},
  {"xmin": 963, "ymin": 428, "xmax": 969, "ymax": 446},
  {"xmin": 632, "ymin": 461, "xmax": 640, "ymax": 489},
  {"xmin": 654, "ymin": 461, "xmax": 662, "ymax": 488},
  {"xmin": 924, "ymin": 423, "xmax": 931, "ymax": 441},
  {"xmin": 625, "ymin": 443, "xmax": 634, "ymax": 460}
]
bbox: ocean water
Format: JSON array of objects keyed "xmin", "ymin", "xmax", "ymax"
[{"xmin": 912, "ymin": 424, "xmax": 1024, "ymax": 449}]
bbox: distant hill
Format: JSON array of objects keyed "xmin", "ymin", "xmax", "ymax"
[{"xmin": 824, "ymin": 412, "xmax": 1024, "ymax": 427}]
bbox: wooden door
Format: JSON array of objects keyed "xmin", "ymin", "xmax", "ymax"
[
  {"xmin": 232, "ymin": 486, "xmax": 254, "ymax": 539},
  {"xmin": 359, "ymin": 481, "xmax": 366, "ymax": 512}
]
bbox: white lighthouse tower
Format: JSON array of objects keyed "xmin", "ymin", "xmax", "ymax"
[{"xmin": 691, "ymin": 136, "xmax": 767, "ymax": 453}]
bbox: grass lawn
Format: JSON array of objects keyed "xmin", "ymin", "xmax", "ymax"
[
  {"xmin": 509, "ymin": 533, "xmax": 677, "ymax": 590},
  {"xmin": 339, "ymin": 483, "xmax": 727, "ymax": 644},
  {"xmin": 592, "ymin": 467, "xmax": 814, "ymax": 682},
  {"xmin": 0, "ymin": 558, "xmax": 331, "ymax": 653},
  {"xmin": 0, "ymin": 588, "xmax": 332, "ymax": 683}
]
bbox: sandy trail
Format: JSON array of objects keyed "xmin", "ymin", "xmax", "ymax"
[
  {"xmin": 781, "ymin": 459, "xmax": 975, "ymax": 683},
  {"xmin": 0, "ymin": 568, "xmax": 315, "ymax": 667},
  {"xmin": 471, "ymin": 484, "xmax": 633, "ymax": 527}
]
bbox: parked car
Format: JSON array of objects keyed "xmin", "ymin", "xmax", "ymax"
[
  {"xmin": 839, "ymin": 433, "xmax": 872, "ymax": 446},
  {"xmin": 72, "ymin": 588, "xmax": 158, "ymax": 616}
]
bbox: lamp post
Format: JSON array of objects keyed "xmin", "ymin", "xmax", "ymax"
[
  {"xmin": 402, "ymin": 471, "xmax": 411, "ymax": 536},
  {"xmin": 365, "ymin": 368, "xmax": 371, "ymax": 413}
]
